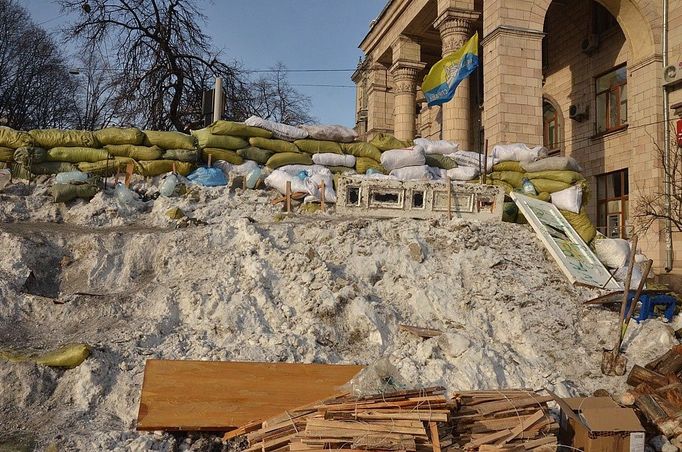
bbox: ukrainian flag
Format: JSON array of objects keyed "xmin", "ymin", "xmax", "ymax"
[{"xmin": 422, "ymin": 32, "xmax": 479, "ymax": 107}]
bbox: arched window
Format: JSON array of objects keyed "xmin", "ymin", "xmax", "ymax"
[{"xmin": 543, "ymin": 100, "xmax": 560, "ymax": 154}]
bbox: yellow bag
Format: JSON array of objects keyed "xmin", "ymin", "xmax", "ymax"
[
  {"xmin": 47, "ymin": 147, "xmax": 111, "ymax": 163},
  {"xmin": 137, "ymin": 160, "xmax": 194, "ymax": 176},
  {"xmin": 78, "ymin": 157, "xmax": 137, "ymax": 176},
  {"xmin": 560, "ymin": 208, "xmax": 597, "ymax": 244},
  {"xmin": 355, "ymin": 157, "xmax": 386, "ymax": 174},
  {"xmin": 29, "ymin": 129, "xmax": 98, "ymax": 148},
  {"xmin": 94, "ymin": 127, "xmax": 144, "ymax": 146},
  {"xmin": 489, "ymin": 171, "xmax": 525, "ymax": 188},
  {"xmin": 0, "ymin": 147, "xmax": 13, "ymax": 162},
  {"xmin": 104, "ymin": 144, "xmax": 162, "ymax": 160},
  {"xmin": 530, "ymin": 178, "xmax": 571, "ymax": 193},
  {"xmin": 208, "ymin": 120, "xmax": 272, "ymax": 138},
  {"xmin": 266, "ymin": 152, "xmax": 313, "ymax": 169},
  {"xmin": 526, "ymin": 170, "xmax": 584, "ymax": 185},
  {"xmin": 192, "ymin": 128, "xmax": 248, "ymax": 150},
  {"xmin": 143, "ymin": 130, "xmax": 196, "ymax": 150},
  {"xmin": 249, "ymin": 136, "xmax": 299, "ymax": 154},
  {"xmin": 340, "ymin": 142, "xmax": 382, "ymax": 161},
  {"xmin": 369, "ymin": 133, "xmax": 412, "ymax": 151},
  {"xmin": 294, "ymin": 139, "xmax": 342, "ymax": 154},
  {"xmin": 0, "ymin": 127, "xmax": 33, "ymax": 148},
  {"xmin": 492, "ymin": 161, "xmax": 524, "ymax": 172},
  {"xmin": 202, "ymin": 148, "xmax": 244, "ymax": 165},
  {"xmin": 491, "ymin": 179, "xmax": 514, "ymax": 194}
]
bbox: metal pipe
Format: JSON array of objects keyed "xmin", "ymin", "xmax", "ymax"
[
  {"xmin": 663, "ymin": 0, "xmax": 673, "ymax": 272},
  {"xmin": 213, "ymin": 78, "xmax": 223, "ymax": 123}
]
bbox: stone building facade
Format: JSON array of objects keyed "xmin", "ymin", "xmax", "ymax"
[{"xmin": 352, "ymin": 0, "xmax": 682, "ymax": 284}]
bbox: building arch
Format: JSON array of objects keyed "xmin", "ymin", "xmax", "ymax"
[{"xmin": 541, "ymin": 95, "xmax": 563, "ymax": 154}]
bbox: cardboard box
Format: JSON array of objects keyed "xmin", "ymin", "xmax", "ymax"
[{"xmin": 554, "ymin": 396, "xmax": 645, "ymax": 452}]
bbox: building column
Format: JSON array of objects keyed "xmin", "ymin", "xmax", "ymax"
[
  {"xmin": 389, "ymin": 36, "xmax": 425, "ymax": 142},
  {"xmin": 365, "ymin": 62, "xmax": 394, "ymax": 137},
  {"xmin": 434, "ymin": 9, "xmax": 479, "ymax": 150}
]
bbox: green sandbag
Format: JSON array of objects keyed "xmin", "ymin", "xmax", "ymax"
[
  {"xmin": 489, "ymin": 171, "xmax": 525, "ymax": 188},
  {"xmin": 327, "ymin": 166, "xmax": 356, "ymax": 174},
  {"xmin": 491, "ymin": 179, "xmax": 514, "ymax": 194},
  {"xmin": 29, "ymin": 129, "xmax": 98, "ymax": 148},
  {"xmin": 13, "ymin": 147, "xmax": 47, "ymax": 164},
  {"xmin": 355, "ymin": 157, "xmax": 386, "ymax": 174},
  {"xmin": 105, "ymin": 144, "xmax": 162, "ymax": 160},
  {"xmin": 28, "ymin": 162, "xmax": 77, "ymax": 175},
  {"xmin": 202, "ymin": 148, "xmax": 244, "ymax": 165},
  {"xmin": 294, "ymin": 139, "xmax": 342, "ymax": 154},
  {"xmin": 526, "ymin": 170, "xmax": 584, "ymax": 185},
  {"xmin": 143, "ymin": 130, "xmax": 196, "ymax": 150},
  {"xmin": 425, "ymin": 154, "xmax": 458, "ymax": 170},
  {"xmin": 237, "ymin": 146, "xmax": 274, "ymax": 165},
  {"xmin": 493, "ymin": 161, "xmax": 524, "ymax": 172},
  {"xmin": 137, "ymin": 160, "xmax": 194, "ymax": 176},
  {"xmin": 0, "ymin": 127, "xmax": 33, "ymax": 148},
  {"xmin": 47, "ymin": 147, "xmax": 110, "ymax": 163},
  {"xmin": 192, "ymin": 128, "xmax": 248, "ymax": 150},
  {"xmin": 503, "ymin": 201, "xmax": 518, "ymax": 223},
  {"xmin": 209, "ymin": 120, "xmax": 272, "ymax": 138},
  {"xmin": 78, "ymin": 157, "xmax": 137, "ymax": 176},
  {"xmin": 162, "ymin": 148, "xmax": 200, "ymax": 162},
  {"xmin": 249, "ymin": 136, "xmax": 299, "ymax": 154},
  {"xmin": 0, "ymin": 147, "xmax": 14, "ymax": 162},
  {"xmin": 266, "ymin": 152, "xmax": 313, "ymax": 169},
  {"xmin": 532, "ymin": 191, "xmax": 552, "ymax": 202},
  {"xmin": 50, "ymin": 184, "xmax": 99, "ymax": 203},
  {"xmin": 369, "ymin": 133, "xmax": 412, "ymax": 151},
  {"xmin": 340, "ymin": 142, "xmax": 382, "ymax": 161},
  {"xmin": 560, "ymin": 208, "xmax": 597, "ymax": 244},
  {"xmin": 94, "ymin": 127, "xmax": 144, "ymax": 146},
  {"xmin": 0, "ymin": 343, "xmax": 90, "ymax": 369},
  {"xmin": 10, "ymin": 163, "xmax": 33, "ymax": 180},
  {"xmin": 530, "ymin": 178, "xmax": 571, "ymax": 193}
]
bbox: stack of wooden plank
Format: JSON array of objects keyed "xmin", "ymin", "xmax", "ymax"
[{"xmin": 449, "ymin": 390, "xmax": 558, "ymax": 451}]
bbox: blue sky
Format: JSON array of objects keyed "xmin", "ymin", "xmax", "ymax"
[{"xmin": 22, "ymin": 1, "xmax": 387, "ymax": 127}]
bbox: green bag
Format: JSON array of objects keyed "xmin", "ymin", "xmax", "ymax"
[
  {"xmin": 489, "ymin": 171, "xmax": 525, "ymax": 188},
  {"xmin": 29, "ymin": 129, "xmax": 98, "ymax": 148},
  {"xmin": 249, "ymin": 136, "xmax": 299, "ymax": 154},
  {"xmin": 266, "ymin": 152, "xmax": 313, "ymax": 169},
  {"xmin": 493, "ymin": 161, "xmax": 524, "ymax": 172},
  {"xmin": 162, "ymin": 148, "xmax": 200, "ymax": 162},
  {"xmin": 10, "ymin": 162, "xmax": 34, "ymax": 179},
  {"xmin": 28, "ymin": 162, "xmax": 77, "ymax": 175},
  {"xmin": 525, "ymin": 170, "xmax": 584, "ymax": 185},
  {"xmin": 530, "ymin": 178, "xmax": 571, "ymax": 193},
  {"xmin": 1, "ymin": 343, "xmax": 90, "ymax": 369},
  {"xmin": 0, "ymin": 147, "xmax": 14, "ymax": 162},
  {"xmin": 47, "ymin": 147, "xmax": 110, "ymax": 163},
  {"xmin": 237, "ymin": 146, "xmax": 275, "ymax": 165},
  {"xmin": 425, "ymin": 154, "xmax": 458, "ymax": 170},
  {"xmin": 202, "ymin": 148, "xmax": 244, "ymax": 165},
  {"xmin": 369, "ymin": 133, "xmax": 412, "ymax": 151},
  {"xmin": 560, "ymin": 208, "xmax": 597, "ymax": 244},
  {"xmin": 94, "ymin": 127, "xmax": 144, "ymax": 146},
  {"xmin": 13, "ymin": 147, "xmax": 47, "ymax": 164},
  {"xmin": 105, "ymin": 144, "xmax": 162, "ymax": 160},
  {"xmin": 0, "ymin": 127, "xmax": 33, "ymax": 148},
  {"xmin": 208, "ymin": 120, "xmax": 272, "ymax": 138},
  {"xmin": 192, "ymin": 128, "xmax": 248, "ymax": 150},
  {"xmin": 137, "ymin": 160, "xmax": 194, "ymax": 176},
  {"xmin": 78, "ymin": 157, "xmax": 137, "ymax": 176},
  {"xmin": 50, "ymin": 184, "xmax": 99, "ymax": 203},
  {"xmin": 143, "ymin": 130, "xmax": 196, "ymax": 150},
  {"xmin": 355, "ymin": 157, "xmax": 386, "ymax": 174},
  {"xmin": 294, "ymin": 139, "xmax": 342, "ymax": 154},
  {"xmin": 340, "ymin": 142, "xmax": 382, "ymax": 161}
]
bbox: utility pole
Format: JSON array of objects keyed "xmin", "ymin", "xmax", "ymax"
[{"xmin": 213, "ymin": 78, "xmax": 223, "ymax": 122}]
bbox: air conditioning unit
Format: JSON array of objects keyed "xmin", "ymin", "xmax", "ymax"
[
  {"xmin": 581, "ymin": 34, "xmax": 600, "ymax": 55},
  {"xmin": 663, "ymin": 64, "xmax": 682, "ymax": 88},
  {"xmin": 569, "ymin": 104, "xmax": 588, "ymax": 122}
]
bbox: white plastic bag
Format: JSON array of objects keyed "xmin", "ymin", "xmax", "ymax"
[
  {"xmin": 389, "ymin": 165, "xmax": 432, "ymax": 181},
  {"xmin": 447, "ymin": 166, "xmax": 479, "ymax": 181},
  {"xmin": 300, "ymin": 124, "xmax": 358, "ymax": 143},
  {"xmin": 449, "ymin": 150, "xmax": 496, "ymax": 171},
  {"xmin": 305, "ymin": 173, "xmax": 337, "ymax": 203},
  {"xmin": 278, "ymin": 164, "xmax": 330, "ymax": 177},
  {"xmin": 522, "ymin": 156, "xmax": 583, "ymax": 173},
  {"xmin": 428, "ymin": 166, "xmax": 447, "ymax": 180},
  {"xmin": 550, "ymin": 185, "xmax": 582, "ymax": 214},
  {"xmin": 594, "ymin": 238, "xmax": 631, "ymax": 269},
  {"xmin": 380, "ymin": 147, "xmax": 425, "ymax": 171},
  {"xmin": 312, "ymin": 153, "xmax": 356, "ymax": 167},
  {"xmin": 264, "ymin": 169, "xmax": 308, "ymax": 194},
  {"xmin": 244, "ymin": 115, "xmax": 308, "ymax": 141},
  {"xmin": 414, "ymin": 138, "xmax": 459, "ymax": 155},
  {"xmin": 491, "ymin": 143, "xmax": 547, "ymax": 163}
]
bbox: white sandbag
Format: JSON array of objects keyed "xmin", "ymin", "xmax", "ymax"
[
  {"xmin": 305, "ymin": 173, "xmax": 337, "ymax": 203},
  {"xmin": 300, "ymin": 124, "xmax": 357, "ymax": 143},
  {"xmin": 447, "ymin": 166, "xmax": 479, "ymax": 181},
  {"xmin": 491, "ymin": 143, "xmax": 548, "ymax": 163},
  {"xmin": 213, "ymin": 160, "xmax": 233, "ymax": 176},
  {"xmin": 264, "ymin": 169, "xmax": 308, "ymax": 194},
  {"xmin": 614, "ymin": 263, "xmax": 645, "ymax": 290},
  {"xmin": 594, "ymin": 238, "xmax": 631, "ymax": 269},
  {"xmin": 244, "ymin": 115, "xmax": 308, "ymax": 141},
  {"xmin": 428, "ymin": 166, "xmax": 447, "ymax": 180},
  {"xmin": 414, "ymin": 138, "xmax": 459, "ymax": 155},
  {"xmin": 522, "ymin": 156, "xmax": 583, "ymax": 173},
  {"xmin": 278, "ymin": 164, "xmax": 331, "ymax": 177},
  {"xmin": 230, "ymin": 160, "xmax": 260, "ymax": 176},
  {"xmin": 390, "ymin": 165, "xmax": 432, "ymax": 181},
  {"xmin": 381, "ymin": 147, "xmax": 425, "ymax": 171},
  {"xmin": 312, "ymin": 153, "xmax": 356, "ymax": 167},
  {"xmin": 449, "ymin": 150, "xmax": 496, "ymax": 171},
  {"xmin": 550, "ymin": 185, "xmax": 582, "ymax": 214}
]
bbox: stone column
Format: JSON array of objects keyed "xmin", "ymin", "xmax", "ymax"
[
  {"xmin": 365, "ymin": 62, "xmax": 394, "ymax": 137},
  {"xmin": 390, "ymin": 36, "xmax": 425, "ymax": 142},
  {"xmin": 434, "ymin": 9, "xmax": 479, "ymax": 150}
]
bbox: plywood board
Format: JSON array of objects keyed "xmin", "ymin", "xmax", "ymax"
[
  {"xmin": 510, "ymin": 192, "xmax": 621, "ymax": 289},
  {"xmin": 137, "ymin": 360, "xmax": 363, "ymax": 431}
]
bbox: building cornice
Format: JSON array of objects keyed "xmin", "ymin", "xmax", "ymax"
[
  {"xmin": 629, "ymin": 54, "xmax": 663, "ymax": 73},
  {"xmin": 481, "ymin": 26, "xmax": 545, "ymax": 46}
]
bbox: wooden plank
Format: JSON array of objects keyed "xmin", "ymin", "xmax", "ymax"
[
  {"xmin": 353, "ymin": 411, "xmax": 449, "ymax": 422},
  {"xmin": 429, "ymin": 421, "xmax": 441, "ymax": 452},
  {"xmin": 305, "ymin": 418, "xmax": 427, "ymax": 436},
  {"xmin": 473, "ymin": 396, "xmax": 553, "ymax": 416},
  {"xmin": 495, "ymin": 410, "xmax": 545, "ymax": 445},
  {"xmin": 399, "ymin": 324, "xmax": 444, "ymax": 339},
  {"xmin": 463, "ymin": 429, "xmax": 513, "ymax": 449},
  {"xmin": 136, "ymin": 360, "xmax": 363, "ymax": 431}
]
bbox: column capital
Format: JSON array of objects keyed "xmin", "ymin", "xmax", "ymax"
[
  {"xmin": 389, "ymin": 61, "xmax": 426, "ymax": 94},
  {"xmin": 434, "ymin": 9, "xmax": 480, "ymax": 55}
]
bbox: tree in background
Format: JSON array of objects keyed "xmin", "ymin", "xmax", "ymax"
[{"xmin": 0, "ymin": 0, "xmax": 78, "ymax": 130}]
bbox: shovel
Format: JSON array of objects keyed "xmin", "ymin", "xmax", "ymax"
[{"xmin": 601, "ymin": 234, "xmax": 637, "ymax": 376}]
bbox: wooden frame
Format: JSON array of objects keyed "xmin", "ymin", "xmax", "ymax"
[
  {"xmin": 595, "ymin": 64, "xmax": 627, "ymax": 134},
  {"xmin": 596, "ymin": 168, "xmax": 629, "ymax": 238}
]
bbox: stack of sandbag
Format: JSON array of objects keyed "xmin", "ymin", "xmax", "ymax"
[
  {"xmin": 413, "ymin": 137, "xmax": 459, "ymax": 181},
  {"xmin": 352, "ymin": 133, "xmax": 412, "ymax": 175},
  {"xmin": 264, "ymin": 164, "xmax": 336, "ymax": 203},
  {"xmin": 0, "ymin": 127, "xmax": 33, "ymax": 171},
  {"xmin": 193, "ymin": 120, "xmax": 274, "ymax": 167},
  {"xmin": 381, "ymin": 147, "xmax": 429, "ymax": 181},
  {"xmin": 290, "ymin": 124, "xmax": 358, "ymax": 171}
]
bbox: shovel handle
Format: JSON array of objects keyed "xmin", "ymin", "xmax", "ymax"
[
  {"xmin": 622, "ymin": 259, "xmax": 653, "ymax": 338},
  {"xmin": 615, "ymin": 234, "xmax": 638, "ymax": 352}
]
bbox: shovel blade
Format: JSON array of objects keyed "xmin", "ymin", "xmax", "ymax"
[{"xmin": 601, "ymin": 349, "xmax": 618, "ymax": 376}]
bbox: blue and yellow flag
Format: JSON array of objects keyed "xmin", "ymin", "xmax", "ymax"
[{"xmin": 422, "ymin": 32, "xmax": 479, "ymax": 107}]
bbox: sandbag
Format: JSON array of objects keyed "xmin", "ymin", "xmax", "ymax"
[
  {"xmin": 369, "ymin": 133, "xmax": 412, "ymax": 151},
  {"xmin": 425, "ymin": 154, "xmax": 457, "ymax": 170},
  {"xmin": 340, "ymin": 142, "xmax": 381, "ymax": 162},
  {"xmin": 356, "ymin": 157, "xmax": 386, "ymax": 174},
  {"xmin": 244, "ymin": 116, "xmax": 307, "ymax": 141},
  {"xmin": 47, "ymin": 147, "xmax": 110, "ymax": 163},
  {"xmin": 560, "ymin": 208, "xmax": 597, "ymax": 244},
  {"xmin": 414, "ymin": 138, "xmax": 458, "ymax": 155},
  {"xmin": 137, "ymin": 160, "xmax": 194, "ymax": 177},
  {"xmin": 381, "ymin": 148, "xmax": 425, "ymax": 171},
  {"xmin": 491, "ymin": 179, "xmax": 514, "ymax": 194},
  {"xmin": 29, "ymin": 129, "xmax": 98, "ymax": 148},
  {"xmin": 13, "ymin": 147, "xmax": 47, "ymax": 165},
  {"xmin": 208, "ymin": 120, "xmax": 272, "ymax": 138},
  {"xmin": 312, "ymin": 153, "xmax": 355, "ymax": 167},
  {"xmin": 94, "ymin": 127, "xmax": 144, "ymax": 146},
  {"xmin": 162, "ymin": 148, "xmax": 199, "ymax": 162},
  {"xmin": 294, "ymin": 139, "xmax": 343, "ymax": 155},
  {"xmin": 492, "ymin": 161, "xmax": 524, "ymax": 172},
  {"xmin": 50, "ymin": 183, "xmax": 99, "ymax": 203},
  {"xmin": 446, "ymin": 166, "xmax": 479, "ymax": 181},
  {"xmin": 450, "ymin": 150, "xmax": 496, "ymax": 171},
  {"xmin": 1, "ymin": 343, "xmax": 90, "ymax": 369},
  {"xmin": 0, "ymin": 127, "xmax": 33, "ymax": 148},
  {"xmin": 144, "ymin": 130, "xmax": 195, "ymax": 150},
  {"xmin": 306, "ymin": 172, "xmax": 337, "ymax": 203},
  {"xmin": 327, "ymin": 166, "xmax": 357, "ymax": 175},
  {"xmin": 187, "ymin": 166, "xmax": 227, "ymax": 186},
  {"xmin": 105, "ymin": 144, "xmax": 162, "ymax": 160},
  {"xmin": 300, "ymin": 124, "xmax": 357, "ymax": 143},
  {"xmin": 522, "ymin": 156, "xmax": 583, "ymax": 173},
  {"xmin": 191, "ymin": 128, "xmax": 248, "ymax": 150},
  {"xmin": 202, "ymin": 148, "xmax": 244, "ymax": 165},
  {"xmin": 530, "ymin": 178, "xmax": 571, "ymax": 194},
  {"xmin": 249, "ymin": 136, "xmax": 299, "ymax": 154},
  {"xmin": 551, "ymin": 185, "xmax": 583, "ymax": 214},
  {"xmin": 78, "ymin": 157, "xmax": 137, "ymax": 176},
  {"xmin": 28, "ymin": 162, "xmax": 78, "ymax": 175},
  {"xmin": 265, "ymin": 169, "xmax": 309, "ymax": 194},
  {"xmin": 594, "ymin": 238, "xmax": 631, "ymax": 268},
  {"xmin": 55, "ymin": 171, "xmax": 89, "ymax": 184},
  {"xmin": 390, "ymin": 165, "xmax": 432, "ymax": 181},
  {"xmin": 237, "ymin": 146, "xmax": 275, "ymax": 165},
  {"xmin": 0, "ymin": 147, "xmax": 14, "ymax": 162},
  {"xmin": 491, "ymin": 143, "xmax": 547, "ymax": 163},
  {"xmin": 10, "ymin": 163, "xmax": 34, "ymax": 180},
  {"xmin": 266, "ymin": 152, "xmax": 313, "ymax": 169},
  {"xmin": 530, "ymin": 191, "xmax": 552, "ymax": 202},
  {"xmin": 526, "ymin": 170, "xmax": 584, "ymax": 185},
  {"xmin": 489, "ymin": 171, "xmax": 525, "ymax": 189}
]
